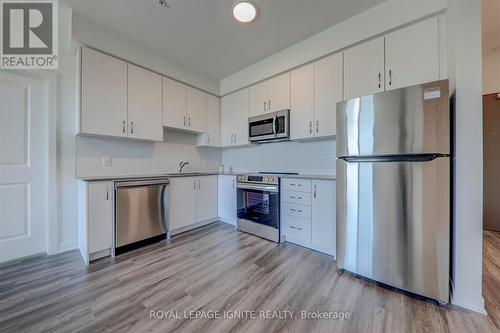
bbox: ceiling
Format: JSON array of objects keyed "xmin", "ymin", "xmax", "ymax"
[
  {"xmin": 483, "ymin": 0, "xmax": 500, "ymax": 54},
  {"xmin": 65, "ymin": 0, "xmax": 385, "ymax": 80}
]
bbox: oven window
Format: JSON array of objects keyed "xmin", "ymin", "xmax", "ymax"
[
  {"xmin": 249, "ymin": 118, "xmax": 274, "ymax": 137},
  {"xmin": 237, "ymin": 188, "xmax": 279, "ymax": 228}
]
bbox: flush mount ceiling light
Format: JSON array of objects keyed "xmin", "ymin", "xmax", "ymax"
[{"xmin": 232, "ymin": 1, "xmax": 258, "ymax": 23}]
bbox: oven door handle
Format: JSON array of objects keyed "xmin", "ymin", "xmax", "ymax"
[{"xmin": 237, "ymin": 183, "xmax": 279, "ymax": 193}]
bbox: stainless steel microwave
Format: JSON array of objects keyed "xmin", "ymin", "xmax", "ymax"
[{"xmin": 248, "ymin": 110, "xmax": 290, "ymax": 143}]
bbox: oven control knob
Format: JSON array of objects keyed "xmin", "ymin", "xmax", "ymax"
[{"xmin": 263, "ymin": 176, "xmax": 268, "ymax": 182}]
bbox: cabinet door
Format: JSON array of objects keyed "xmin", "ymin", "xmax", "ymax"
[
  {"xmin": 163, "ymin": 77, "xmax": 187, "ymax": 129},
  {"xmin": 81, "ymin": 47, "xmax": 127, "ymax": 137},
  {"xmin": 127, "ymin": 64, "xmax": 163, "ymax": 141},
  {"xmin": 232, "ymin": 88, "xmax": 249, "ymax": 146},
  {"xmin": 187, "ymin": 87, "xmax": 206, "ymax": 133},
  {"xmin": 170, "ymin": 177, "xmax": 197, "ymax": 230},
  {"xmin": 343, "ymin": 37, "xmax": 385, "ymax": 100},
  {"xmin": 221, "ymin": 93, "xmax": 236, "ymax": 147},
  {"xmin": 196, "ymin": 176, "xmax": 218, "ymax": 222},
  {"xmin": 311, "ymin": 180, "xmax": 336, "ymax": 255},
  {"xmin": 218, "ymin": 175, "xmax": 237, "ymax": 225},
  {"xmin": 314, "ymin": 53, "xmax": 342, "ymax": 137},
  {"xmin": 87, "ymin": 182, "xmax": 113, "ymax": 254},
  {"xmin": 249, "ymin": 81, "xmax": 268, "ymax": 117},
  {"xmin": 290, "ymin": 64, "xmax": 314, "ymax": 140},
  {"xmin": 385, "ymin": 17, "xmax": 439, "ymax": 91},
  {"xmin": 198, "ymin": 94, "xmax": 220, "ymax": 147},
  {"xmin": 268, "ymin": 72, "xmax": 290, "ymax": 112}
]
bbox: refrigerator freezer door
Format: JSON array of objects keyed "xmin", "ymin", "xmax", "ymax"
[
  {"xmin": 336, "ymin": 80, "xmax": 449, "ymax": 158},
  {"xmin": 336, "ymin": 156, "xmax": 450, "ymax": 303}
]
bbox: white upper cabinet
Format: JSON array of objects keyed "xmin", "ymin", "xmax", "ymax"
[
  {"xmin": 81, "ymin": 47, "xmax": 128, "ymax": 138},
  {"xmin": 249, "ymin": 81, "xmax": 268, "ymax": 117},
  {"xmin": 163, "ymin": 77, "xmax": 187, "ymax": 129},
  {"xmin": 221, "ymin": 88, "xmax": 249, "ymax": 147},
  {"xmin": 290, "ymin": 63, "xmax": 315, "ymax": 140},
  {"xmin": 343, "ymin": 37, "xmax": 385, "ymax": 100},
  {"xmin": 268, "ymin": 72, "xmax": 291, "ymax": 112},
  {"xmin": 127, "ymin": 64, "xmax": 163, "ymax": 141},
  {"xmin": 248, "ymin": 72, "xmax": 290, "ymax": 117},
  {"xmin": 187, "ymin": 87, "xmax": 207, "ymax": 133},
  {"xmin": 385, "ymin": 17, "xmax": 439, "ymax": 91},
  {"xmin": 290, "ymin": 53, "xmax": 342, "ymax": 140},
  {"xmin": 197, "ymin": 94, "xmax": 221, "ymax": 147},
  {"xmin": 314, "ymin": 53, "xmax": 342, "ymax": 137}
]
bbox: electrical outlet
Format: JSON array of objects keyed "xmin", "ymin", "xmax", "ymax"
[{"xmin": 102, "ymin": 156, "xmax": 111, "ymax": 168}]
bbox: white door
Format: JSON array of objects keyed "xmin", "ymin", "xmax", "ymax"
[
  {"xmin": 385, "ymin": 17, "xmax": 439, "ymax": 90},
  {"xmin": 87, "ymin": 182, "xmax": 113, "ymax": 254},
  {"xmin": 249, "ymin": 81, "xmax": 268, "ymax": 117},
  {"xmin": 343, "ymin": 37, "xmax": 385, "ymax": 100},
  {"xmin": 0, "ymin": 72, "xmax": 48, "ymax": 263},
  {"xmin": 170, "ymin": 177, "xmax": 196, "ymax": 230},
  {"xmin": 314, "ymin": 53, "xmax": 343, "ymax": 137},
  {"xmin": 218, "ymin": 175, "xmax": 237, "ymax": 225},
  {"xmin": 232, "ymin": 88, "xmax": 249, "ymax": 146},
  {"xmin": 290, "ymin": 64, "xmax": 314, "ymax": 140},
  {"xmin": 203, "ymin": 94, "xmax": 221, "ymax": 147},
  {"xmin": 186, "ymin": 87, "xmax": 206, "ymax": 133},
  {"xmin": 196, "ymin": 176, "xmax": 218, "ymax": 222},
  {"xmin": 268, "ymin": 72, "xmax": 290, "ymax": 112},
  {"xmin": 221, "ymin": 93, "xmax": 235, "ymax": 147},
  {"xmin": 163, "ymin": 77, "xmax": 187, "ymax": 130},
  {"xmin": 127, "ymin": 64, "xmax": 163, "ymax": 141},
  {"xmin": 311, "ymin": 180, "xmax": 336, "ymax": 255},
  {"xmin": 80, "ymin": 47, "xmax": 128, "ymax": 137}
]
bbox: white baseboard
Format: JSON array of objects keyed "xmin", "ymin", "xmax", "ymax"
[
  {"xmin": 58, "ymin": 240, "xmax": 78, "ymax": 253},
  {"xmin": 451, "ymin": 284, "xmax": 487, "ymax": 315}
]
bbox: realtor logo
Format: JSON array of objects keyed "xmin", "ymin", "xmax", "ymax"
[{"xmin": 1, "ymin": 0, "xmax": 58, "ymax": 69}]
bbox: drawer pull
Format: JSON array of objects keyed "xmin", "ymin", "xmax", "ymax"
[
  {"xmin": 290, "ymin": 196, "xmax": 296, "ymax": 199},
  {"xmin": 289, "ymin": 208, "xmax": 303, "ymax": 213},
  {"xmin": 289, "ymin": 226, "xmax": 302, "ymax": 231}
]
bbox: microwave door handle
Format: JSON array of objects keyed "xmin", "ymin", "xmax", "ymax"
[{"xmin": 273, "ymin": 116, "xmax": 277, "ymax": 136}]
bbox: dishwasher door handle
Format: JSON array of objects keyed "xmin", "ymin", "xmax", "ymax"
[{"xmin": 115, "ymin": 179, "xmax": 170, "ymax": 188}]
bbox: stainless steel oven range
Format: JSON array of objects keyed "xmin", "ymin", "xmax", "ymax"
[{"xmin": 236, "ymin": 174, "xmax": 281, "ymax": 242}]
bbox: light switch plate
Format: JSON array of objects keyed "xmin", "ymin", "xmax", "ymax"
[{"xmin": 102, "ymin": 156, "xmax": 111, "ymax": 168}]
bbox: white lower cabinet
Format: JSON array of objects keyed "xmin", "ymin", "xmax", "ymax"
[
  {"xmin": 170, "ymin": 176, "xmax": 218, "ymax": 233},
  {"xmin": 281, "ymin": 178, "xmax": 336, "ymax": 258},
  {"xmin": 218, "ymin": 175, "xmax": 237, "ymax": 225},
  {"xmin": 78, "ymin": 181, "xmax": 114, "ymax": 265}
]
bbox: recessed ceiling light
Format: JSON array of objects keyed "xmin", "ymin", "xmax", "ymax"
[{"xmin": 232, "ymin": 1, "xmax": 258, "ymax": 23}]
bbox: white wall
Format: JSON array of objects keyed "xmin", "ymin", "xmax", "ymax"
[
  {"xmin": 72, "ymin": 13, "xmax": 219, "ymax": 95},
  {"xmin": 76, "ymin": 131, "xmax": 222, "ymax": 178},
  {"xmin": 222, "ymin": 139, "xmax": 336, "ymax": 175},
  {"xmin": 483, "ymin": 49, "xmax": 500, "ymax": 94},
  {"xmin": 220, "ymin": 0, "xmax": 447, "ymax": 95},
  {"xmin": 447, "ymin": 0, "xmax": 486, "ymax": 314}
]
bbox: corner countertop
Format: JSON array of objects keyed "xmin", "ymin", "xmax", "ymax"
[{"xmin": 78, "ymin": 172, "xmax": 335, "ymax": 182}]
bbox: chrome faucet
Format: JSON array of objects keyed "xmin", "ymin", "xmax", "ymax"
[{"xmin": 179, "ymin": 161, "xmax": 189, "ymax": 173}]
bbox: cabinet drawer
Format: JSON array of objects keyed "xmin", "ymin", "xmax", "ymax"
[
  {"xmin": 283, "ymin": 216, "xmax": 311, "ymax": 243},
  {"xmin": 283, "ymin": 202, "xmax": 311, "ymax": 219},
  {"xmin": 283, "ymin": 191, "xmax": 311, "ymax": 206},
  {"xmin": 281, "ymin": 178, "xmax": 311, "ymax": 192}
]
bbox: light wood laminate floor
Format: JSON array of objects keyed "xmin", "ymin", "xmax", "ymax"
[{"xmin": 0, "ymin": 222, "xmax": 499, "ymax": 332}]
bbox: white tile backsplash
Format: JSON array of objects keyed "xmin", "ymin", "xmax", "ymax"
[{"xmin": 222, "ymin": 138, "xmax": 336, "ymax": 175}]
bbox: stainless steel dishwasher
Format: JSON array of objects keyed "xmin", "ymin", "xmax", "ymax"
[{"xmin": 115, "ymin": 179, "xmax": 169, "ymax": 253}]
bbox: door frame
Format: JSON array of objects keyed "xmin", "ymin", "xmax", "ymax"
[{"xmin": 1, "ymin": 69, "xmax": 59, "ymax": 256}]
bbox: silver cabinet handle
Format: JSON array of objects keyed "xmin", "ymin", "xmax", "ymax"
[
  {"xmin": 232, "ymin": 179, "xmax": 236, "ymax": 189},
  {"xmin": 389, "ymin": 69, "xmax": 392, "ymax": 86},
  {"xmin": 378, "ymin": 73, "xmax": 381, "ymax": 88},
  {"xmin": 313, "ymin": 184, "xmax": 317, "ymax": 198},
  {"xmin": 188, "ymin": 117, "xmax": 191, "ymax": 127},
  {"xmin": 289, "ymin": 226, "xmax": 302, "ymax": 231},
  {"xmin": 309, "ymin": 121, "xmax": 312, "ymax": 134},
  {"xmin": 264, "ymin": 101, "xmax": 266, "ymax": 112},
  {"xmin": 198, "ymin": 180, "xmax": 201, "ymax": 189},
  {"xmin": 234, "ymin": 133, "xmax": 237, "ymax": 143},
  {"xmin": 105, "ymin": 187, "xmax": 109, "ymax": 200},
  {"xmin": 316, "ymin": 120, "xmax": 319, "ymax": 133},
  {"xmin": 184, "ymin": 116, "xmax": 186, "ymax": 126},
  {"xmin": 268, "ymin": 99, "xmax": 271, "ymax": 111},
  {"xmin": 290, "ymin": 208, "xmax": 303, "ymax": 213},
  {"xmin": 130, "ymin": 121, "xmax": 134, "ymax": 134},
  {"xmin": 289, "ymin": 196, "xmax": 296, "ymax": 199},
  {"xmin": 194, "ymin": 180, "xmax": 196, "ymax": 190},
  {"xmin": 122, "ymin": 120, "xmax": 126, "ymax": 133},
  {"xmin": 207, "ymin": 134, "xmax": 210, "ymax": 143}
]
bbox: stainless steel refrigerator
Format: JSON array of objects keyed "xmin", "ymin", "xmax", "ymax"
[{"xmin": 336, "ymin": 80, "xmax": 450, "ymax": 304}]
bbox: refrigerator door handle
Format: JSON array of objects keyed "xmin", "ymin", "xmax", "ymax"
[{"xmin": 339, "ymin": 154, "xmax": 446, "ymax": 163}]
